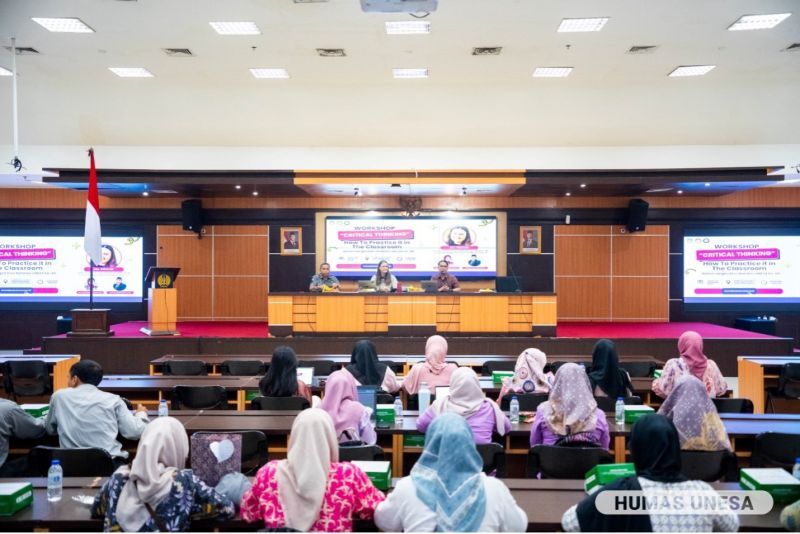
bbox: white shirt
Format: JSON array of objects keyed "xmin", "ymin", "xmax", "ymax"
[{"xmin": 374, "ymin": 474, "xmax": 528, "ymax": 532}]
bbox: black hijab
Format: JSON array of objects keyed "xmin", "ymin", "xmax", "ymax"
[
  {"xmin": 575, "ymin": 414, "xmax": 686, "ymax": 532},
  {"xmin": 588, "ymin": 339, "xmax": 633, "ymax": 399},
  {"xmin": 346, "ymin": 340, "xmax": 387, "ymax": 386}
]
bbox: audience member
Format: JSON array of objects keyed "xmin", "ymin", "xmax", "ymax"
[
  {"xmin": 403, "ymin": 335, "xmax": 458, "ymax": 395},
  {"xmin": 0, "ymin": 399, "xmax": 46, "ymax": 477},
  {"xmin": 652, "ymin": 330, "xmax": 728, "ymax": 398},
  {"xmin": 587, "ymin": 339, "xmax": 633, "ymax": 399},
  {"xmin": 375, "ymin": 412, "xmax": 527, "ymax": 532},
  {"xmin": 417, "ymin": 367, "xmax": 510, "ymax": 444},
  {"xmin": 530, "ymin": 363, "xmax": 609, "ymax": 448},
  {"xmin": 45, "ymin": 360, "xmax": 149, "ymax": 466},
  {"xmin": 345, "ymin": 339, "xmax": 400, "ymax": 394},
  {"xmin": 498, "ymin": 348, "xmax": 553, "ymax": 399},
  {"xmin": 658, "ymin": 375, "xmax": 731, "ymax": 451},
  {"xmin": 561, "ymin": 414, "xmax": 739, "ymax": 532},
  {"xmin": 91, "ymin": 417, "xmax": 235, "ymax": 531},
  {"xmin": 258, "ymin": 346, "xmax": 312, "ymax": 405},
  {"xmin": 319, "ymin": 370, "xmax": 377, "ymax": 444},
  {"xmin": 241, "ymin": 408, "xmax": 384, "ymax": 531}
]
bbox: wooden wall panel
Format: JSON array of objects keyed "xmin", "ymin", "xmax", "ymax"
[
  {"xmin": 612, "ymin": 278, "xmax": 669, "ymax": 321},
  {"xmin": 173, "ymin": 278, "xmax": 212, "ymax": 319},
  {"xmin": 157, "ymin": 235, "xmax": 212, "ymax": 276},
  {"xmin": 555, "ymin": 225, "xmax": 611, "ymax": 236},
  {"xmin": 556, "ymin": 277, "xmax": 611, "ymax": 320},
  {"xmin": 214, "ymin": 236, "xmax": 268, "ymax": 276},
  {"xmin": 612, "ymin": 235, "xmax": 669, "ymax": 276},
  {"xmin": 555, "ymin": 236, "xmax": 611, "ymax": 276},
  {"xmin": 214, "ymin": 277, "xmax": 268, "ymax": 319}
]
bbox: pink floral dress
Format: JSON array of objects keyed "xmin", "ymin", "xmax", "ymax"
[{"xmin": 240, "ymin": 460, "xmax": 385, "ymax": 532}]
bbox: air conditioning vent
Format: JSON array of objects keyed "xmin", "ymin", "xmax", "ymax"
[
  {"xmin": 163, "ymin": 48, "xmax": 193, "ymax": 57},
  {"xmin": 783, "ymin": 43, "xmax": 800, "ymax": 52},
  {"xmin": 316, "ymin": 48, "xmax": 346, "ymax": 57},
  {"xmin": 4, "ymin": 46, "xmax": 39, "ymax": 55},
  {"xmin": 472, "ymin": 47, "xmax": 502, "ymax": 56},
  {"xmin": 627, "ymin": 45, "xmax": 659, "ymax": 54}
]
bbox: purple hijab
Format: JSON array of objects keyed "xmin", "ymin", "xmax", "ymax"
[{"xmin": 319, "ymin": 370, "xmax": 365, "ymax": 440}]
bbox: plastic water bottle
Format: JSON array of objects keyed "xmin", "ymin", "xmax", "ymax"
[
  {"xmin": 47, "ymin": 460, "xmax": 63, "ymax": 502},
  {"xmin": 393, "ymin": 397, "xmax": 404, "ymax": 421},
  {"xmin": 158, "ymin": 399, "xmax": 168, "ymax": 417},
  {"xmin": 510, "ymin": 396, "xmax": 520, "ymax": 424},
  {"xmin": 614, "ymin": 397, "xmax": 625, "ymax": 425},
  {"xmin": 793, "ymin": 457, "xmax": 800, "ymax": 481},
  {"xmin": 418, "ymin": 382, "xmax": 431, "ymax": 413}
]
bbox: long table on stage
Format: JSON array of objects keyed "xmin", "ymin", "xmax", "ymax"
[{"xmin": 267, "ymin": 291, "xmax": 558, "ymax": 336}]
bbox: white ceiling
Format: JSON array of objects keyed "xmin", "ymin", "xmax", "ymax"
[{"xmin": 0, "ymin": 0, "xmax": 799, "ymax": 151}]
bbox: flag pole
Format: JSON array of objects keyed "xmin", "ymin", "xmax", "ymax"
[{"xmin": 89, "ymin": 262, "xmax": 94, "ymax": 310}]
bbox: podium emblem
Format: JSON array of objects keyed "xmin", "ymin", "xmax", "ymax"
[{"xmin": 156, "ymin": 273, "xmax": 172, "ymax": 288}]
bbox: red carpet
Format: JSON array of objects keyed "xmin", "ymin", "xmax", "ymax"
[
  {"xmin": 556, "ymin": 321, "xmax": 777, "ymax": 339},
  {"xmin": 108, "ymin": 321, "xmax": 269, "ymax": 338}
]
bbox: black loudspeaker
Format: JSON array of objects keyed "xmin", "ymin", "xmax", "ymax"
[
  {"xmin": 626, "ymin": 198, "xmax": 649, "ymax": 232},
  {"xmin": 181, "ymin": 199, "xmax": 203, "ymax": 233}
]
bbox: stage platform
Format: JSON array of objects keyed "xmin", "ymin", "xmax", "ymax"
[{"xmin": 39, "ymin": 320, "xmax": 794, "ymax": 376}]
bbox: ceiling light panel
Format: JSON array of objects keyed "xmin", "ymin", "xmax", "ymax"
[
  {"xmin": 109, "ymin": 67, "xmax": 154, "ymax": 77},
  {"xmin": 728, "ymin": 13, "xmax": 791, "ymax": 31},
  {"xmin": 250, "ymin": 68, "xmax": 290, "ymax": 78},
  {"xmin": 668, "ymin": 65, "xmax": 715, "ymax": 77},
  {"xmin": 32, "ymin": 17, "xmax": 94, "ymax": 33},
  {"xmin": 385, "ymin": 21, "xmax": 430, "ymax": 34},
  {"xmin": 393, "ymin": 68, "xmax": 429, "ymax": 78},
  {"xmin": 533, "ymin": 67, "xmax": 573, "ymax": 78},
  {"xmin": 209, "ymin": 21, "xmax": 261, "ymax": 35},
  {"xmin": 558, "ymin": 17, "xmax": 609, "ymax": 32}
]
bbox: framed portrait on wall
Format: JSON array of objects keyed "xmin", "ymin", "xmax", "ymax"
[
  {"xmin": 520, "ymin": 226, "xmax": 541, "ymax": 254},
  {"xmin": 280, "ymin": 227, "xmax": 302, "ymax": 255}
]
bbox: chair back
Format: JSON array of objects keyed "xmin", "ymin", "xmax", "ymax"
[
  {"xmin": 481, "ymin": 360, "xmax": 516, "ymax": 375},
  {"xmin": 338, "ymin": 444, "xmax": 385, "ymax": 462},
  {"xmin": 680, "ymin": 450, "xmax": 738, "ymax": 481},
  {"xmin": 172, "ymin": 385, "xmax": 228, "ymax": 410},
  {"xmin": 405, "ymin": 393, "xmax": 436, "ymax": 411},
  {"xmin": 476, "ymin": 443, "xmax": 507, "ymax": 477},
  {"xmin": 594, "ymin": 395, "xmax": 642, "ymax": 412},
  {"xmin": 298, "ymin": 359, "xmax": 338, "ymax": 376},
  {"xmin": 192, "ymin": 431, "xmax": 268, "ymax": 476},
  {"xmin": 220, "ymin": 360, "xmax": 266, "ymax": 376},
  {"xmin": 751, "ymin": 432, "xmax": 800, "ymax": 469},
  {"xmin": 711, "ymin": 397, "xmax": 754, "ymax": 414},
  {"xmin": 28, "ymin": 446, "xmax": 116, "ymax": 477},
  {"xmin": 163, "ymin": 360, "xmax": 208, "ymax": 376},
  {"xmin": 381, "ymin": 360, "xmax": 404, "ymax": 374},
  {"xmin": 779, "ymin": 363, "xmax": 800, "ymax": 399},
  {"xmin": 3, "ymin": 360, "xmax": 51, "ymax": 399},
  {"xmin": 619, "ymin": 361, "xmax": 657, "ymax": 378},
  {"xmin": 376, "ymin": 391, "xmax": 396, "ymax": 405},
  {"xmin": 250, "ymin": 396, "xmax": 310, "ymax": 411},
  {"xmin": 527, "ymin": 445, "xmax": 613, "ymax": 478},
  {"xmin": 500, "ymin": 393, "xmax": 548, "ymax": 411}
]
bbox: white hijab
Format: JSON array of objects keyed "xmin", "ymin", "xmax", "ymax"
[
  {"xmin": 276, "ymin": 408, "xmax": 339, "ymax": 531},
  {"xmin": 116, "ymin": 417, "xmax": 189, "ymax": 532},
  {"xmin": 431, "ymin": 367, "xmax": 508, "ymax": 435}
]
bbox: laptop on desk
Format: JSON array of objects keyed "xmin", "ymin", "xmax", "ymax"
[
  {"xmin": 358, "ymin": 280, "xmax": 377, "ymax": 291},
  {"xmin": 495, "ymin": 276, "xmax": 522, "ymax": 293},
  {"xmin": 297, "ymin": 367, "xmax": 315, "ymax": 387},
  {"xmin": 357, "ymin": 385, "xmax": 377, "ymax": 421},
  {"xmin": 421, "ymin": 280, "xmax": 439, "ymax": 293}
]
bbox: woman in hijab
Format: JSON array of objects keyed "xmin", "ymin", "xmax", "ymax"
[
  {"xmin": 375, "ymin": 413, "xmax": 527, "ymax": 532},
  {"xmin": 497, "ymin": 348, "xmax": 554, "ymax": 399},
  {"xmin": 241, "ymin": 408, "xmax": 385, "ymax": 532},
  {"xmin": 319, "ymin": 369, "xmax": 377, "ymax": 444},
  {"xmin": 652, "ymin": 331, "xmax": 728, "ymax": 398},
  {"xmin": 588, "ymin": 339, "xmax": 633, "ymax": 399},
  {"xmin": 530, "ymin": 363, "xmax": 610, "ymax": 448},
  {"xmin": 561, "ymin": 414, "xmax": 739, "ymax": 532},
  {"xmin": 344, "ymin": 339, "xmax": 400, "ymax": 393},
  {"xmin": 259, "ymin": 346, "xmax": 312, "ymax": 405},
  {"xmin": 417, "ymin": 367, "xmax": 510, "ymax": 444},
  {"xmin": 658, "ymin": 375, "xmax": 731, "ymax": 451},
  {"xmin": 403, "ymin": 335, "xmax": 458, "ymax": 395},
  {"xmin": 91, "ymin": 417, "xmax": 235, "ymax": 532}
]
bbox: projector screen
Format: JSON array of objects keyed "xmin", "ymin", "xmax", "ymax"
[
  {"xmin": 0, "ymin": 235, "xmax": 144, "ymax": 303},
  {"xmin": 683, "ymin": 229, "xmax": 800, "ymax": 307},
  {"xmin": 325, "ymin": 215, "xmax": 498, "ymax": 277}
]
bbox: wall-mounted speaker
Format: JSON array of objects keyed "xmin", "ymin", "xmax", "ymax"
[
  {"xmin": 181, "ymin": 199, "xmax": 203, "ymax": 234},
  {"xmin": 626, "ymin": 198, "xmax": 649, "ymax": 232}
]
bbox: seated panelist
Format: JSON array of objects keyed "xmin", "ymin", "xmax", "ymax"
[
  {"xmin": 431, "ymin": 259, "xmax": 461, "ymax": 292},
  {"xmin": 309, "ymin": 262, "xmax": 340, "ymax": 292},
  {"xmin": 369, "ymin": 260, "xmax": 397, "ymax": 292}
]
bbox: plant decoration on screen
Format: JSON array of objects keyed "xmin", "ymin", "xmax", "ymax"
[
  {"xmin": 519, "ymin": 226, "xmax": 541, "ymax": 255},
  {"xmin": 280, "ymin": 227, "xmax": 303, "ymax": 255},
  {"xmin": 0, "ymin": 235, "xmax": 144, "ymax": 303},
  {"xmin": 682, "ymin": 227, "xmax": 800, "ymax": 311},
  {"xmin": 325, "ymin": 215, "xmax": 498, "ymax": 277}
]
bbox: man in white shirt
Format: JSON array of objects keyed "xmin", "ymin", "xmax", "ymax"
[
  {"xmin": 44, "ymin": 360, "xmax": 149, "ymax": 466},
  {"xmin": 0, "ymin": 399, "xmax": 46, "ymax": 477}
]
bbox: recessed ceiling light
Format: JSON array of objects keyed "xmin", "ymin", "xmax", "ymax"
[
  {"xmin": 704, "ymin": 182, "xmax": 711, "ymax": 187},
  {"xmin": 393, "ymin": 68, "xmax": 428, "ymax": 79},
  {"xmin": 109, "ymin": 67, "xmax": 154, "ymax": 78},
  {"xmin": 250, "ymin": 68, "xmax": 289, "ymax": 79},
  {"xmin": 565, "ymin": 192, "xmax": 572, "ymax": 197},
  {"xmin": 558, "ymin": 17, "xmax": 609, "ymax": 32},
  {"xmin": 252, "ymin": 190, "xmax": 259, "ymax": 196},
  {"xmin": 32, "ymin": 17, "xmax": 94, "ymax": 33},
  {"xmin": 235, "ymin": 185, "xmax": 242, "ymax": 190},
  {"xmin": 209, "ymin": 21, "xmax": 261, "ymax": 35},
  {"xmin": 728, "ymin": 13, "xmax": 791, "ymax": 31},
  {"xmin": 580, "ymin": 183, "xmax": 587, "ymax": 188},
  {"xmin": 533, "ymin": 67, "xmax": 573, "ymax": 78},
  {"xmin": 677, "ymin": 190, "xmax": 684, "ymax": 194},
  {"xmin": 668, "ymin": 65, "xmax": 715, "ymax": 77},
  {"xmin": 0, "ymin": 67, "xmax": 11, "ymax": 77},
  {"xmin": 142, "ymin": 191, "xmax": 149, "ymax": 197},
  {"xmin": 385, "ymin": 21, "xmax": 430, "ymax": 34}
]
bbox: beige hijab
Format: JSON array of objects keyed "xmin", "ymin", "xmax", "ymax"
[
  {"xmin": 116, "ymin": 417, "xmax": 189, "ymax": 532},
  {"xmin": 431, "ymin": 367, "xmax": 508, "ymax": 435},
  {"xmin": 276, "ymin": 408, "xmax": 339, "ymax": 531}
]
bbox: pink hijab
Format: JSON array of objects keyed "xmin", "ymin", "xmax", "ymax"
[
  {"xmin": 319, "ymin": 370, "xmax": 364, "ymax": 440},
  {"xmin": 539, "ymin": 363, "xmax": 598, "ymax": 436},
  {"xmin": 425, "ymin": 335, "xmax": 449, "ymax": 373},
  {"xmin": 677, "ymin": 331, "xmax": 708, "ymax": 381},
  {"xmin": 403, "ymin": 335, "xmax": 453, "ymax": 394},
  {"xmin": 431, "ymin": 367, "xmax": 508, "ymax": 435}
]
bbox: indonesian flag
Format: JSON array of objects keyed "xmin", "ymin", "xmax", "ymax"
[{"xmin": 84, "ymin": 148, "xmax": 102, "ymax": 266}]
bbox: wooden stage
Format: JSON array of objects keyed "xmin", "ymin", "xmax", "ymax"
[{"xmin": 37, "ymin": 320, "xmax": 794, "ymax": 376}]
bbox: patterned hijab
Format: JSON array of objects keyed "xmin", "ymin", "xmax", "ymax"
[
  {"xmin": 588, "ymin": 338, "xmax": 632, "ymax": 399},
  {"xmin": 507, "ymin": 348, "xmax": 553, "ymax": 394},
  {"xmin": 657, "ymin": 375, "xmax": 731, "ymax": 451},
  {"xmin": 319, "ymin": 370, "xmax": 365, "ymax": 440},
  {"xmin": 540, "ymin": 363, "xmax": 598, "ymax": 436},
  {"xmin": 431, "ymin": 367, "xmax": 507, "ymax": 435},
  {"xmin": 411, "ymin": 413, "xmax": 486, "ymax": 532},
  {"xmin": 425, "ymin": 335, "xmax": 449, "ymax": 373},
  {"xmin": 678, "ymin": 330, "xmax": 709, "ymax": 381}
]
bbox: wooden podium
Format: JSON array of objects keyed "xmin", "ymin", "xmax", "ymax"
[{"xmin": 140, "ymin": 267, "xmax": 180, "ymax": 336}]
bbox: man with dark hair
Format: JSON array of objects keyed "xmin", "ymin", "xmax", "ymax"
[
  {"xmin": 432, "ymin": 259, "xmax": 461, "ymax": 292},
  {"xmin": 0, "ymin": 399, "xmax": 46, "ymax": 477},
  {"xmin": 45, "ymin": 360, "xmax": 149, "ymax": 465},
  {"xmin": 309, "ymin": 262, "xmax": 340, "ymax": 291}
]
